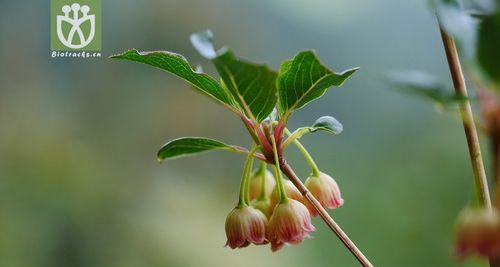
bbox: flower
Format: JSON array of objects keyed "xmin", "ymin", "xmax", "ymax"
[
  {"xmin": 267, "ymin": 199, "xmax": 315, "ymax": 251},
  {"xmin": 455, "ymin": 207, "xmax": 500, "ymax": 259},
  {"xmin": 305, "ymin": 172, "xmax": 344, "ymax": 216},
  {"xmin": 249, "ymin": 169, "xmax": 276, "ymax": 200},
  {"xmin": 252, "ymin": 197, "xmax": 273, "ymax": 218},
  {"xmin": 270, "ymin": 179, "xmax": 304, "ymax": 210},
  {"xmin": 225, "ymin": 206, "xmax": 268, "ymax": 249}
]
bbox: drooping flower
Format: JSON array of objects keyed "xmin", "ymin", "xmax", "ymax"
[
  {"xmin": 305, "ymin": 172, "xmax": 344, "ymax": 216},
  {"xmin": 267, "ymin": 199, "xmax": 315, "ymax": 251},
  {"xmin": 455, "ymin": 207, "xmax": 500, "ymax": 259},
  {"xmin": 252, "ymin": 197, "xmax": 274, "ymax": 218},
  {"xmin": 225, "ymin": 206, "xmax": 268, "ymax": 249},
  {"xmin": 249, "ymin": 169, "xmax": 276, "ymax": 200},
  {"xmin": 270, "ymin": 179, "xmax": 304, "ymax": 210}
]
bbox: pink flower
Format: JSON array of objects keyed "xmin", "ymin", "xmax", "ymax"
[
  {"xmin": 249, "ymin": 169, "xmax": 276, "ymax": 200},
  {"xmin": 225, "ymin": 206, "xmax": 268, "ymax": 249},
  {"xmin": 305, "ymin": 172, "xmax": 344, "ymax": 216},
  {"xmin": 455, "ymin": 207, "xmax": 500, "ymax": 259},
  {"xmin": 267, "ymin": 199, "xmax": 315, "ymax": 251},
  {"xmin": 270, "ymin": 179, "xmax": 304, "ymax": 210},
  {"xmin": 252, "ymin": 198, "xmax": 273, "ymax": 218}
]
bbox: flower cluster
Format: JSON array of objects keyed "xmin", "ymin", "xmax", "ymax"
[
  {"xmin": 113, "ymin": 30, "xmax": 358, "ymax": 255},
  {"xmin": 225, "ymin": 160, "xmax": 343, "ymax": 251}
]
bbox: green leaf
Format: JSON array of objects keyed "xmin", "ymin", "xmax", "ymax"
[
  {"xmin": 310, "ymin": 116, "xmax": 343, "ymax": 135},
  {"xmin": 387, "ymin": 70, "xmax": 466, "ymax": 105},
  {"xmin": 191, "ymin": 30, "xmax": 278, "ymax": 122},
  {"xmin": 283, "ymin": 116, "xmax": 342, "ymax": 148},
  {"xmin": 277, "ymin": 50, "xmax": 359, "ymax": 118},
  {"xmin": 110, "ymin": 49, "xmax": 239, "ymax": 112},
  {"xmin": 157, "ymin": 137, "xmax": 237, "ymax": 162},
  {"xmin": 478, "ymin": 11, "xmax": 500, "ymax": 87}
]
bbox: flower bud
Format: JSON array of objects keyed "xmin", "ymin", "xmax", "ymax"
[
  {"xmin": 252, "ymin": 198, "xmax": 273, "ymax": 218},
  {"xmin": 267, "ymin": 199, "xmax": 315, "ymax": 251},
  {"xmin": 249, "ymin": 169, "xmax": 276, "ymax": 200},
  {"xmin": 225, "ymin": 206, "xmax": 268, "ymax": 249},
  {"xmin": 270, "ymin": 179, "xmax": 304, "ymax": 210},
  {"xmin": 305, "ymin": 172, "xmax": 344, "ymax": 216},
  {"xmin": 455, "ymin": 207, "xmax": 500, "ymax": 259}
]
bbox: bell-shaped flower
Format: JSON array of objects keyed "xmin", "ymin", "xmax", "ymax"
[
  {"xmin": 252, "ymin": 197, "xmax": 274, "ymax": 218},
  {"xmin": 267, "ymin": 199, "xmax": 315, "ymax": 251},
  {"xmin": 305, "ymin": 172, "xmax": 344, "ymax": 216},
  {"xmin": 225, "ymin": 206, "xmax": 268, "ymax": 249},
  {"xmin": 249, "ymin": 169, "xmax": 276, "ymax": 200},
  {"xmin": 270, "ymin": 179, "xmax": 304, "ymax": 210}
]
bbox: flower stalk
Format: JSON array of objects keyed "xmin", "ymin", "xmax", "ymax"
[
  {"xmin": 257, "ymin": 162, "xmax": 268, "ymax": 200},
  {"xmin": 238, "ymin": 145, "xmax": 259, "ymax": 207},
  {"xmin": 284, "ymin": 128, "xmax": 321, "ymax": 176},
  {"xmin": 271, "ymin": 136, "xmax": 289, "ymax": 204}
]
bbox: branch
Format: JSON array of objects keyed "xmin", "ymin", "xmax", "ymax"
[
  {"xmin": 279, "ymin": 160, "xmax": 373, "ymax": 267},
  {"xmin": 438, "ymin": 25, "xmax": 492, "ymax": 210}
]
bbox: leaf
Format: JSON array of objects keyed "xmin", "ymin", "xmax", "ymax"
[
  {"xmin": 157, "ymin": 137, "xmax": 237, "ymax": 162},
  {"xmin": 110, "ymin": 49, "xmax": 239, "ymax": 112},
  {"xmin": 310, "ymin": 116, "xmax": 343, "ymax": 135},
  {"xmin": 478, "ymin": 11, "xmax": 500, "ymax": 87},
  {"xmin": 191, "ymin": 30, "xmax": 278, "ymax": 122},
  {"xmin": 277, "ymin": 50, "xmax": 359, "ymax": 118},
  {"xmin": 283, "ymin": 116, "xmax": 342, "ymax": 148},
  {"xmin": 386, "ymin": 70, "xmax": 466, "ymax": 105}
]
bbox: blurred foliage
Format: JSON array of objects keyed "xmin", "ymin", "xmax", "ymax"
[
  {"xmin": 386, "ymin": 70, "xmax": 465, "ymax": 108},
  {"xmin": 390, "ymin": 0, "xmax": 499, "ymax": 105},
  {"xmin": 478, "ymin": 10, "xmax": 500, "ymax": 87}
]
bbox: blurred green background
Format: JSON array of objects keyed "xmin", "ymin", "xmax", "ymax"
[{"xmin": 0, "ymin": 0, "xmax": 492, "ymax": 266}]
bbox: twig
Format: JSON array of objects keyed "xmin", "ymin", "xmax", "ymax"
[
  {"xmin": 438, "ymin": 25, "xmax": 492, "ymax": 209},
  {"xmin": 280, "ymin": 160, "xmax": 374, "ymax": 267}
]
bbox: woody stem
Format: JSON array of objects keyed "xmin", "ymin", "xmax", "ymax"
[
  {"xmin": 438, "ymin": 25, "xmax": 492, "ymax": 209},
  {"xmin": 279, "ymin": 161, "xmax": 373, "ymax": 266}
]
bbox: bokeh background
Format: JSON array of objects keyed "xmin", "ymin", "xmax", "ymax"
[{"xmin": 0, "ymin": 0, "xmax": 493, "ymax": 266}]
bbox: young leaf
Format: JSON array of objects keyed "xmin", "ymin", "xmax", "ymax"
[
  {"xmin": 277, "ymin": 50, "xmax": 359, "ymax": 118},
  {"xmin": 386, "ymin": 70, "xmax": 466, "ymax": 105},
  {"xmin": 191, "ymin": 30, "xmax": 278, "ymax": 122},
  {"xmin": 310, "ymin": 116, "xmax": 343, "ymax": 135},
  {"xmin": 282, "ymin": 116, "xmax": 342, "ymax": 148},
  {"xmin": 110, "ymin": 49, "xmax": 239, "ymax": 112},
  {"xmin": 157, "ymin": 137, "xmax": 238, "ymax": 162}
]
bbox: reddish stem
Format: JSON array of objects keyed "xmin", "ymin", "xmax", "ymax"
[{"xmin": 240, "ymin": 115, "xmax": 274, "ymax": 159}]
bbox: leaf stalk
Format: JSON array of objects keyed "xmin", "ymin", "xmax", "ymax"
[{"xmin": 284, "ymin": 128, "xmax": 321, "ymax": 176}]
